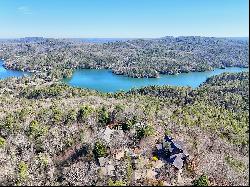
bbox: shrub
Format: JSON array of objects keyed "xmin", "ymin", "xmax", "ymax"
[
  {"xmin": 136, "ymin": 124, "xmax": 155, "ymax": 140},
  {"xmin": 108, "ymin": 179, "xmax": 126, "ymax": 186},
  {"xmin": 225, "ymin": 155, "xmax": 246, "ymax": 172},
  {"xmin": 52, "ymin": 108, "xmax": 63, "ymax": 124},
  {"xmin": 4, "ymin": 114, "xmax": 15, "ymax": 130},
  {"xmin": 122, "ymin": 120, "xmax": 132, "ymax": 131},
  {"xmin": 38, "ymin": 153, "xmax": 49, "ymax": 167},
  {"xmin": 0, "ymin": 137, "xmax": 6, "ymax": 148},
  {"xmin": 98, "ymin": 106, "xmax": 110, "ymax": 125},
  {"xmin": 34, "ymin": 138, "xmax": 45, "ymax": 153},
  {"xmin": 18, "ymin": 161, "xmax": 28, "ymax": 180},
  {"xmin": 18, "ymin": 108, "xmax": 30, "ymax": 121},
  {"xmin": 93, "ymin": 141, "xmax": 107, "ymax": 158},
  {"xmin": 66, "ymin": 137, "xmax": 74, "ymax": 147},
  {"xmin": 193, "ymin": 174, "xmax": 209, "ymax": 186},
  {"xmin": 114, "ymin": 104, "xmax": 125, "ymax": 113},
  {"xmin": 65, "ymin": 109, "xmax": 77, "ymax": 124},
  {"xmin": 122, "ymin": 116, "xmax": 137, "ymax": 131},
  {"xmin": 164, "ymin": 129, "xmax": 172, "ymax": 136},
  {"xmin": 28, "ymin": 120, "xmax": 48, "ymax": 139},
  {"xmin": 78, "ymin": 105, "xmax": 93, "ymax": 122},
  {"xmin": 144, "ymin": 124, "xmax": 156, "ymax": 136},
  {"xmin": 112, "ymin": 104, "xmax": 125, "ymax": 121}
]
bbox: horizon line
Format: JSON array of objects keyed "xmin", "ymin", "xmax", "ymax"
[{"xmin": 0, "ymin": 36, "xmax": 249, "ymax": 39}]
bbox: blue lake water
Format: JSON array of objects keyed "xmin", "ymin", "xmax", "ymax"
[
  {"xmin": 0, "ymin": 59, "xmax": 248, "ymax": 92},
  {"xmin": 63, "ymin": 67, "xmax": 249, "ymax": 93},
  {"xmin": 0, "ymin": 60, "xmax": 29, "ymax": 79}
]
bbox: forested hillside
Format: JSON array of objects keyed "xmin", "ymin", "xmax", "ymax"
[
  {"xmin": 0, "ymin": 36, "xmax": 248, "ymax": 78},
  {"xmin": 0, "ymin": 72, "xmax": 248, "ymax": 186}
]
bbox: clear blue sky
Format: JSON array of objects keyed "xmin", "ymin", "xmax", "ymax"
[{"xmin": 0, "ymin": 0, "xmax": 249, "ymax": 38}]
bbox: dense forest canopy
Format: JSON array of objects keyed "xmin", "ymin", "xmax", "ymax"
[
  {"xmin": 0, "ymin": 36, "xmax": 249, "ymax": 186},
  {"xmin": 0, "ymin": 71, "xmax": 249, "ymax": 186},
  {"xmin": 0, "ymin": 36, "xmax": 248, "ymax": 78}
]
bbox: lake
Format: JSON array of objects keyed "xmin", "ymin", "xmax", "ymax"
[
  {"xmin": 0, "ymin": 59, "xmax": 248, "ymax": 92},
  {"xmin": 0, "ymin": 60, "xmax": 29, "ymax": 79},
  {"xmin": 63, "ymin": 67, "xmax": 249, "ymax": 93}
]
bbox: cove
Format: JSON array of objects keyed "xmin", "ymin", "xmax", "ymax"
[
  {"xmin": 63, "ymin": 67, "xmax": 249, "ymax": 93},
  {"xmin": 0, "ymin": 60, "xmax": 29, "ymax": 80}
]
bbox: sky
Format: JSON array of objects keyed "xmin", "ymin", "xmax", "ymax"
[{"xmin": 0, "ymin": 0, "xmax": 249, "ymax": 38}]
